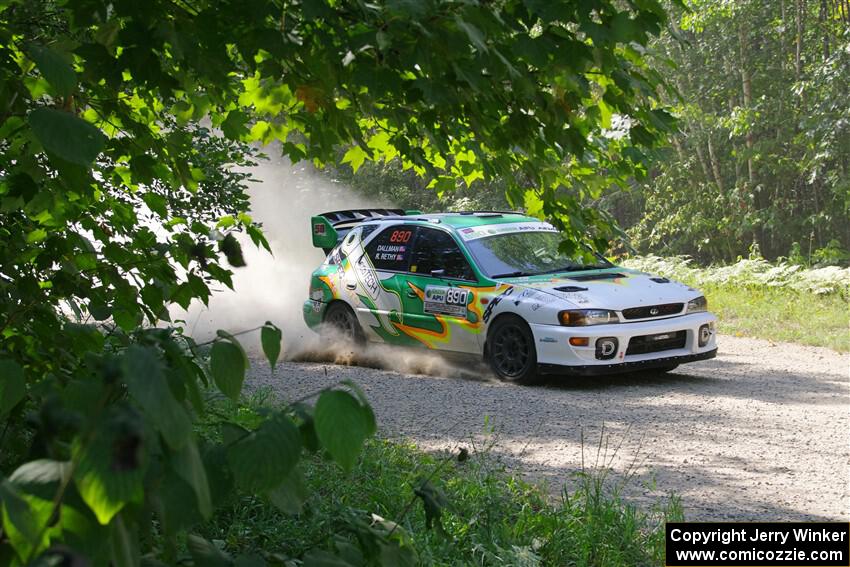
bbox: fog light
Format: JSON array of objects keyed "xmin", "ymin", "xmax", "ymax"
[
  {"xmin": 595, "ymin": 337, "xmax": 618, "ymax": 360},
  {"xmin": 698, "ymin": 324, "xmax": 712, "ymax": 347},
  {"xmin": 569, "ymin": 337, "xmax": 589, "ymax": 347}
]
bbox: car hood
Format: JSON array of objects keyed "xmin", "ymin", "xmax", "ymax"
[{"xmin": 497, "ymin": 268, "xmax": 701, "ymax": 311}]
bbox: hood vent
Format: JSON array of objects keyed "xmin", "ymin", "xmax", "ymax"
[
  {"xmin": 567, "ymin": 273, "xmax": 627, "ymax": 282},
  {"xmin": 554, "ymin": 285, "xmax": 588, "ymax": 292},
  {"xmin": 650, "ymin": 277, "xmax": 670, "ymax": 283}
]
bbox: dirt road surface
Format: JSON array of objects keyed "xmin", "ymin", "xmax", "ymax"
[{"xmin": 250, "ymin": 335, "xmax": 850, "ymax": 521}]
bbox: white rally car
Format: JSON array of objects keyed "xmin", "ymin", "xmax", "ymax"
[{"xmin": 304, "ymin": 210, "xmax": 717, "ymax": 384}]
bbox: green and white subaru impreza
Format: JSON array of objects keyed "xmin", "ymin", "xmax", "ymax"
[{"xmin": 303, "ymin": 209, "xmax": 717, "ymax": 384}]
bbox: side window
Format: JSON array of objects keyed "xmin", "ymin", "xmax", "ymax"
[
  {"xmin": 410, "ymin": 227, "xmax": 475, "ymax": 280},
  {"xmin": 364, "ymin": 226, "xmax": 415, "ymax": 271}
]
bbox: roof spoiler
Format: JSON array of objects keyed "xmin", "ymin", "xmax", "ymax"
[{"xmin": 311, "ymin": 208, "xmax": 420, "ymax": 252}]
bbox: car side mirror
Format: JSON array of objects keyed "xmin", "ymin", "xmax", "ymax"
[{"xmin": 430, "ymin": 269, "xmax": 446, "ymax": 278}]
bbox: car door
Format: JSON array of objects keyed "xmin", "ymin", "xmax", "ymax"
[
  {"xmin": 350, "ymin": 224, "xmax": 414, "ymax": 343},
  {"xmin": 399, "ymin": 226, "xmax": 482, "ymax": 354}
]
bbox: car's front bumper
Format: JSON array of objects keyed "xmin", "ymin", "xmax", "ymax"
[
  {"xmin": 303, "ymin": 299, "xmax": 328, "ymax": 330},
  {"xmin": 539, "ymin": 349, "xmax": 717, "ymax": 376},
  {"xmin": 528, "ymin": 312, "xmax": 717, "ymax": 371}
]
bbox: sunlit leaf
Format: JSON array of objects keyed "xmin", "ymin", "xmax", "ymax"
[{"xmin": 73, "ymin": 408, "xmax": 146, "ymax": 525}]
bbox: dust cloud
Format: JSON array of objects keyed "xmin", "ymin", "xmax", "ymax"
[{"xmin": 176, "ymin": 155, "xmax": 486, "ymax": 379}]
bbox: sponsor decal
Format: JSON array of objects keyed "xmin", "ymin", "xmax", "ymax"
[
  {"xmin": 457, "ymin": 222, "xmax": 558, "ymax": 241},
  {"xmin": 553, "ymin": 290, "xmax": 591, "ymax": 305},
  {"xmin": 424, "ymin": 285, "xmax": 469, "ymax": 316},
  {"xmin": 539, "ymin": 337, "xmax": 557, "ymax": 343},
  {"xmin": 482, "ymin": 286, "xmax": 514, "ymax": 322},
  {"xmin": 355, "ymin": 253, "xmax": 380, "ymax": 300}
]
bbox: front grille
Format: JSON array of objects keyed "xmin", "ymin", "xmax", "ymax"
[
  {"xmin": 621, "ymin": 302, "xmax": 683, "ymax": 320},
  {"xmin": 626, "ymin": 331, "xmax": 686, "ymax": 355}
]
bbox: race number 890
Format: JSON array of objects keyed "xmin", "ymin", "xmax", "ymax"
[{"xmin": 389, "ymin": 230, "xmax": 413, "ymax": 243}]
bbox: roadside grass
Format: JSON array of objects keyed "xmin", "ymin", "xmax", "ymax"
[
  {"xmin": 196, "ymin": 393, "xmax": 681, "ymax": 566},
  {"xmin": 703, "ymin": 285, "xmax": 849, "ymax": 352},
  {"xmin": 622, "ymin": 255, "xmax": 850, "ymax": 352}
]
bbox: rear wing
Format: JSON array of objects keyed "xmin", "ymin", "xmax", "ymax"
[{"xmin": 311, "ymin": 208, "xmax": 420, "ymax": 252}]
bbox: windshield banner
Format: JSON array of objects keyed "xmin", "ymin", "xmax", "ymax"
[{"xmin": 457, "ymin": 222, "xmax": 558, "ymax": 241}]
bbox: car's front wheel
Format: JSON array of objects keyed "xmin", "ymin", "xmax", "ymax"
[
  {"xmin": 322, "ymin": 302, "xmax": 364, "ymax": 344},
  {"xmin": 487, "ymin": 315, "xmax": 541, "ymax": 385}
]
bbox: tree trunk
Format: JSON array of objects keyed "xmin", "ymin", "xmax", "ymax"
[
  {"xmin": 737, "ymin": 23, "xmax": 755, "ymax": 188},
  {"xmin": 819, "ymin": 0, "xmax": 831, "ymax": 59},
  {"xmin": 796, "ymin": 0, "xmax": 805, "ymax": 79},
  {"xmin": 691, "ymin": 128, "xmax": 712, "ymax": 182},
  {"xmin": 707, "ymin": 133, "xmax": 724, "ymax": 193}
]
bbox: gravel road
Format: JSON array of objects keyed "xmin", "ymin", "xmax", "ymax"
[{"xmin": 249, "ymin": 335, "xmax": 850, "ymax": 521}]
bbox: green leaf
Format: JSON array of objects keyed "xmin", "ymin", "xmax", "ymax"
[
  {"xmin": 219, "ymin": 233, "xmax": 246, "ymax": 267},
  {"xmin": 265, "ymin": 467, "xmax": 307, "ymax": 514},
  {"xmin": 110, "ymin": 513, "xmax": 140, "ymax": 567},
  {"xmin": 221, "ymin": 110, "xmax": 249, "ymax": 139},
  {"xmin": 73, "ymin": 408, "xmax": 146, "ymax": 525},
  {"xmin": 122, "ymin": 346, "xmax": 192, "ymax": 450},
  {"xmin": 28, "ymin": 43, "xmax": 76, "ymax": 97},
  {"xmin": 302, "ymin": 549, "xmax": 358, "ymax": 567},
  {"xmin": 0, "ymin": 359, "xmax": 26, "ymax": 417},
  {"xmin": 234, "ymin": 554, "xmax": 266, "ymax": 567},
  {"xmin": 341, "ymin": 145, "xmax": 369, "ymax": 173},
  {"xmin": 455, "ymin": 16, "xmax": 488, "ymax": 52},
  {"xmin": 0, "ymin": 479, "xmax": 41, "ymax": 555},
  {"xmin": 414, "ymin": 479, "xmax": 449, "ymax": 532},
  {"xmin": 172, "ymin": 439, "xmax": 212, "ymax": 519},
  {"xmin": 313, "ymin": 390, "xmax": 376, "ymax": 472},
  {"xmin": 28, "ymin": 108, "xmax": 106, "ymax": 166},
  {"xmin": 261, "ymin": 322, "xmax": 282, "ymax": 371},
  {"xmin": 187, "ymin": 534, "xmax": 232, "ymax": 567},
  {"xmin": 226, "ymin": 413, "xmax": 301, "ymax": 491},
  {"xmin": 9, "ymin": 459, "xmax": 71, "ymax": 495},
  {"xmin": 210, "ymin": 341, "xmax": 246, "ymax": 401}
]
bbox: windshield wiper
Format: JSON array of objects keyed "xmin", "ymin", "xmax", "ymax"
[{"xmin": 491, "ymin": 270, "xmax": 533, "ymax": 278}]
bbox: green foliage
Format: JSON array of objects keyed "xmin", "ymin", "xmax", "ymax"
[
  {"xmin": 623, "ymin": 254, "xmax": 850, "ymax": 297},
  {"xmin": 314, "ymin": 389, "xmax": 377, "ymax": 473},
  {"xmin": 199, "ymin": 424, "xmax": 680, "ymax": 566},
  {"xmin": 0, "ymin": 0, "xmax": 679, "ymax": 563},
  {"xmin": 613, "ymin": 1, "xmax": 850, "ymax": 263},
  {"xmin": 622, "ymin": 255, "xmax": 850, "ymax": 351}
]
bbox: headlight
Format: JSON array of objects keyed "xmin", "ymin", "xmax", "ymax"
[
  {"xmin": 686, "ymin": 296, "xmax": 708, "ymax": 313},
  {"xmin": 558, "ymin": 309, "xmax": 618, "ymax": 326}
]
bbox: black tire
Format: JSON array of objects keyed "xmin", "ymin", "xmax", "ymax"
[
  {"xmin": 486, "ymin": 315, "xmax": 541, "ymax": 385},
  {"xmin": 323, "ymin": 302, "xmax": 364, "ymax": 344}
]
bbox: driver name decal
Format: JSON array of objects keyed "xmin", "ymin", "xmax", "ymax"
[{"xmin": 424, "ymin": 286, "xmax": 469, "ymax": 316}]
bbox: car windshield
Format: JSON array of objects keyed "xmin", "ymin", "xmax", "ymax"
[{"xmin": 464, "ymin": 230, "xmax": 613, "ymax": 278}]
